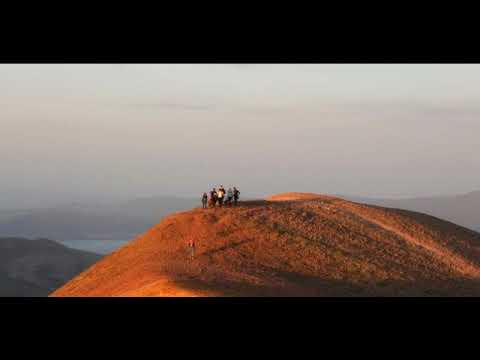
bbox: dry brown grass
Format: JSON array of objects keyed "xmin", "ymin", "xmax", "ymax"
[{"xmin": 51, "ymin": 193, "xmax": 480, "ymax": 297}]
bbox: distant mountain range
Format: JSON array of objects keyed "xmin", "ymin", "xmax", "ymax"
[
  {"xmin": 0, "ymin": 192, "xmax": 478, "ymax": 242},
  {"xmin": 0, "ymin": 196, "xmax": 197, "ymax": 241},
  {"xmin": 0, "ymin": 237, "xmax": 100, "ymax": 296},
  {"xmin": 342, "ymin": 191, "xmax": 480, "ymax": 232}
]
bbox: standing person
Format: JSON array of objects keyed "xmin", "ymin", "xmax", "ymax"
[
  {"xmin": 209, "ymin": 188, "xmax": 218, "ymax": 208},
  {"xmin": 187, "ymin": 238, "xmax": 196, "ymax": 260},
  {"xmin": 217, "ymin": 185, "xmax": 225, "ymax": 207},
  {"xmin": 233, "ymin": 186, "xmax": 240, "ymax": 206},
  {"xmin": 201, "ymin": 192, "xmax": 208, "ymax": 209},
  {"xmin": 226, "ymin": 187, "xmax": 233, "ymax": 206}
]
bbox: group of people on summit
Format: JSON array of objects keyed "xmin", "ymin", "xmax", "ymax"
[
  {"xmin": 187, "ymin": 186, "xmax": 240, "ymax": 259},
  {"xmin": 201, "ymin": 186, "xmax": 240, "ymax": 208}
]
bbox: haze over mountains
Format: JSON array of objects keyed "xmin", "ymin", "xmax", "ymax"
[
  {"xmin": 1, "ymin": 191, "xmax": 478, "ymax": 244},
  {"xmin": 53, "ymin": 193, "xmax": 480, "ymax": 297},
  {"xmin": 3, "ymin": 64, "xmax": 480, "ymax": 298},
  {"xmin": 0, "ymin": 196, "xmax": 197, "ymax": 241}
]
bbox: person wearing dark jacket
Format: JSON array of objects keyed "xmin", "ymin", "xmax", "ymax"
[
  {"xmin": 209, "ymin": 188, "xmax": 218, "ymax": 207},
  {"xmin": 202, "ymin": 192, "xmax": 208, "ymax": 209},
  {"xmin": 233, "ymin": 187, "xmax": 240, "ymax": 206}
]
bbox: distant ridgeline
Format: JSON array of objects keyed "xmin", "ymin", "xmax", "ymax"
[{"xmin": 0, "ymin": 196, "xmax": 197, "ymax": 240}]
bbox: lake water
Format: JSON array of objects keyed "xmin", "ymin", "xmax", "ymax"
[{"xmin": 58, "ymin": 239, "xmax": 131, "ymax": 255}]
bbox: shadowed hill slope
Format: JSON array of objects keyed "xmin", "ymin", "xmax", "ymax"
[
  {"xmin": 0, "ymin": 237, "xmax": 101, "ymax": 296},
  {"xmin": 52, "ymin": 193, "xmax": 480, "ymax": 297}
]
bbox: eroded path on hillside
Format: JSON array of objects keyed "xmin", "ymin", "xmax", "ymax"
[{"xmin": 338, "ymin": 202, "xmax": 480, "ymax": 278}]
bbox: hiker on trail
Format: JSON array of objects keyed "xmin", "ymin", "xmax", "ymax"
[
  {"xmin": 202, "ymin": 192, "xmax": 208, "ymax": 209},
  {"xmin": 209, "ymin": 188, "xmax": 218, "ymax": 208},
  {"xmin": 233, "ymin": 186, "xmax": 240, "ymax": 206},
  {"xmin": 188, "ymin": 238, "xmax": 195, "ymax": 260},
  {"xmin": 226, "ymin": 187, "xmax": 234, "ymax": 206},
  {"xmin": 217, "ymin": 185, "xmax": 226, "ymax": 207}
]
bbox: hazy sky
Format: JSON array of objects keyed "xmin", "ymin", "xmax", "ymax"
[{"xmin": 1, "ymin": 64, "xmax": 479, "ymax": 208}]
